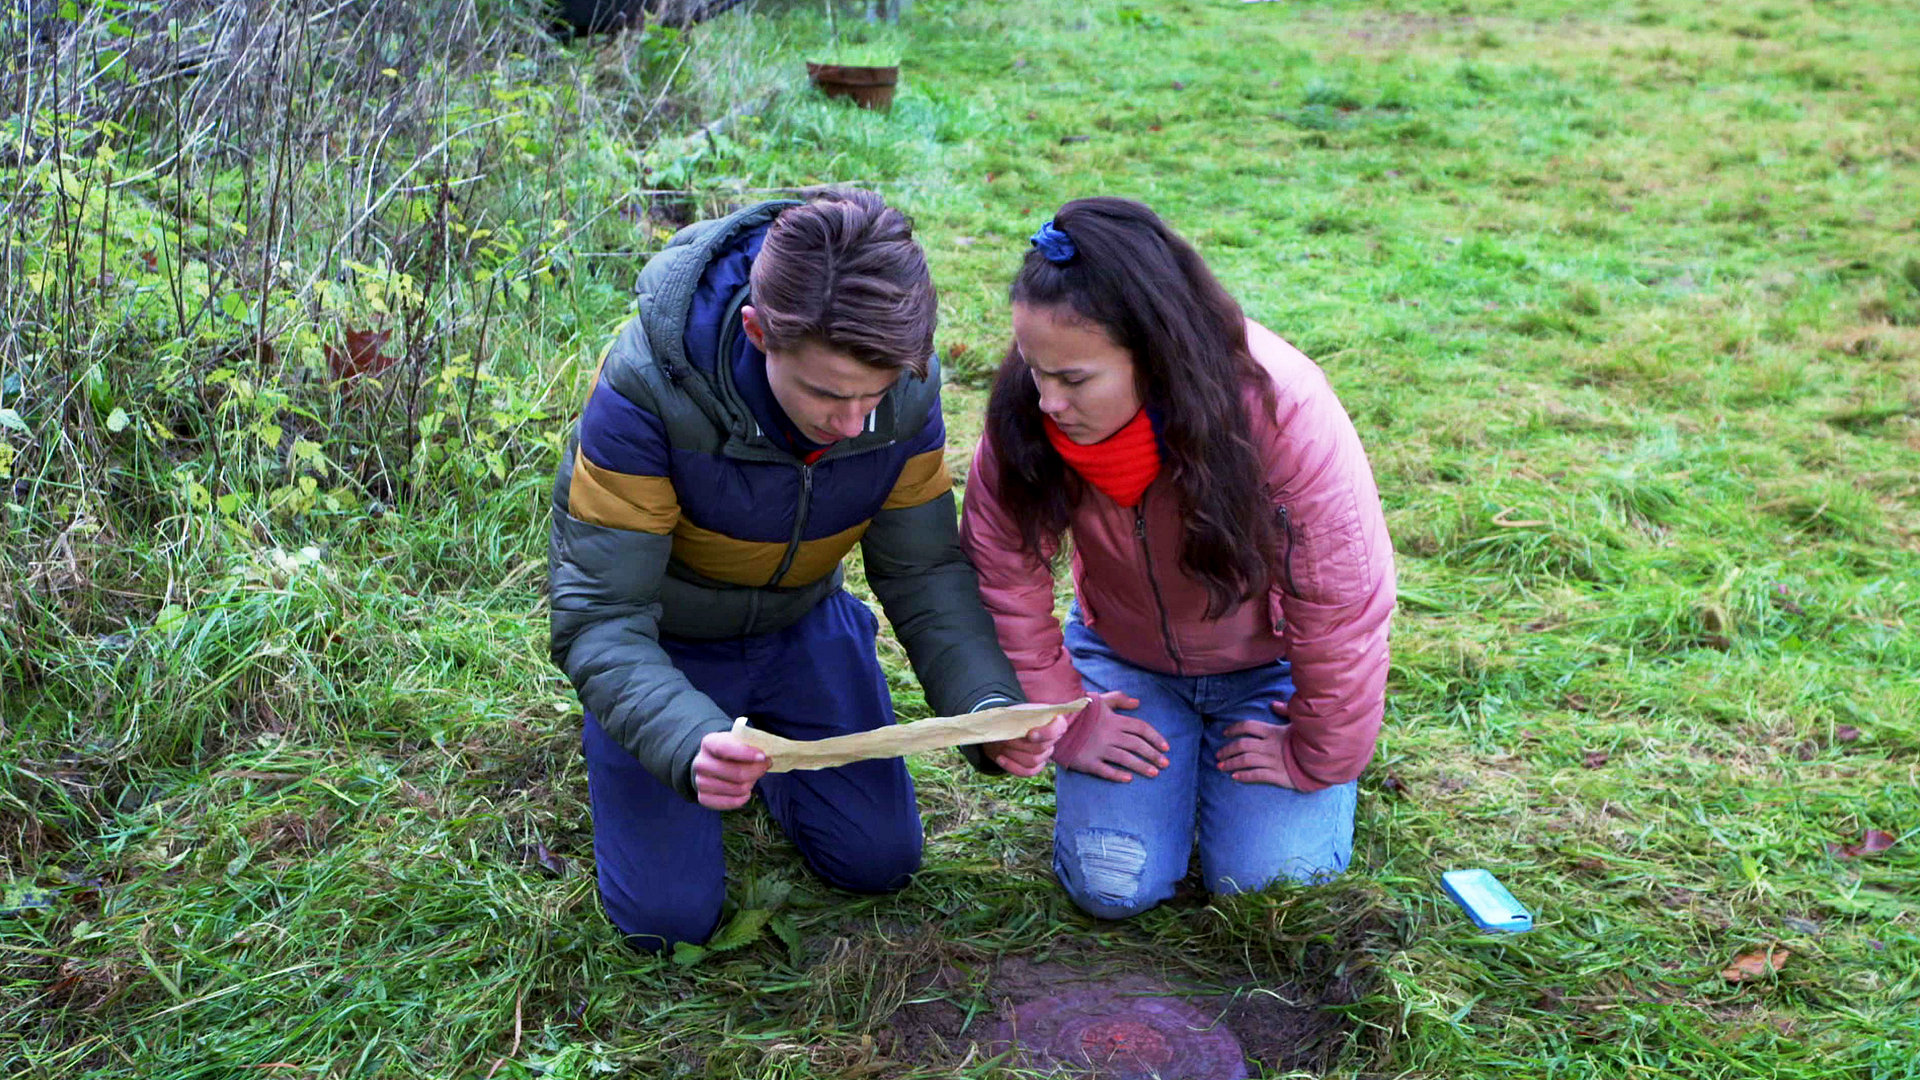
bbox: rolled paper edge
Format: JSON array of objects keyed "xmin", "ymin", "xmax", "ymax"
[{"xmin": 735, "ymin": 698, "xmax": 1089, "ymax": 773}]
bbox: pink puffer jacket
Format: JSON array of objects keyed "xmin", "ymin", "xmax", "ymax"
[{"xmin": 959, "ymin": 321, "xmax": 1395, "ymax": 792}]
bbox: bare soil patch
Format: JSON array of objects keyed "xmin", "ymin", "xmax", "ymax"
[{"xmin": 880, "ymin": 943, "xmax": 1359, "ymax": 1077}]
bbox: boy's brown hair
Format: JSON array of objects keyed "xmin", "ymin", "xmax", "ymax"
[{"xmin": 749, "ymin": 189, "xmax": 935, "ymax": 378}]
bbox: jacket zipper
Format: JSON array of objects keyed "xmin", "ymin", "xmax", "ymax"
[
  {"xmin": 1134, "ymin": 504, "xmax": 1183, "ymax": 675},
  {"xmin": 1277, "ymin": 504, "xmax": 1299, "ymax": 596},
  {"xmin": 768, "ymin": 463, "xmax": 815, "ymax": 586}
]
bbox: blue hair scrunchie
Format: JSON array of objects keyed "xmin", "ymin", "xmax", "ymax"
[{"xmin": 1030, "ymin": 220, "xmax": 1077, "ymax": 265}]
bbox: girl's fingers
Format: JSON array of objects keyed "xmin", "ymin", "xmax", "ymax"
[
  {"xmin": 1219, "ymin": 720, "xmax": 1276, "ymax": 741},
  {"xmin": 1215, "ymin": 749, "xmax": 1267, "ymax": 773},
  {"xmin": 1114, "ymin": 731, "xmax": 1169, "ymax": 770},
  {"xmin": 1215, "ymin": 738, "xmax": 1279, "ymax": 772},
  {"xmin": 1101, "ymin": 744, "xmax": 1163, "ymax": 778},
  {"xmin": 1229, "ymin": 767, "xmax": 1291, "ymax": 787},
  {"xmin": 1120, "ymin": 718, "xmax": 1171, "ymax": 755},
  {"xmin": 1214, "ymin": 733, "xmax": 1270, "ymax": 758}
]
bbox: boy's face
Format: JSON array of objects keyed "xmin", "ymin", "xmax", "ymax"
[{"xmin": 742, "ymin": 307, "xmax": 900, "ymax": 445}]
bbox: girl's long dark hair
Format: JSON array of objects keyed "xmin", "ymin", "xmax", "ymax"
[{"xmin": 987, "ymin": 197, "xmax": 1280, "ymax": 618}]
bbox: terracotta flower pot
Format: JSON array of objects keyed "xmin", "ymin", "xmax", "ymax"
[{"xmin": 806, "ymin": 62, "xmax": 900, "ymax": 111}]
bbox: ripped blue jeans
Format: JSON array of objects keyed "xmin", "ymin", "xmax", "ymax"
[{"xmin": 1053, "ymin": 615, "xmax": 1358, "ymax": 919}]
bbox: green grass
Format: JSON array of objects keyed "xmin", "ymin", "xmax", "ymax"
[{"xmin": 4, "ymin": 0, "xmax": 1919, "ymax": 1076}]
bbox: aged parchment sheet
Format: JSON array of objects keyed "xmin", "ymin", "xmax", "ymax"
[{"xmin": 730, "ymin": 699, "xmax": 1088, "ymax": 773}]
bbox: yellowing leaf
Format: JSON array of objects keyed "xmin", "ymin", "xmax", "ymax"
[{"xmin": 1721, "ymin": 946, "xmax": 1789, "ymax": 982}]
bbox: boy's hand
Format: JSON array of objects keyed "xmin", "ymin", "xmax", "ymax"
[
  {"xmin": 692, "ymin": 731, "xmax": 770, "ymax": 810},
  {"xmin": 982, "ymin": 712, "xmax": 1071, "ymax": 777}
]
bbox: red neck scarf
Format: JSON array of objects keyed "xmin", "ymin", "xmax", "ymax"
[{"xmin": 1044, "ymin": 409, "xmax": 1161, "ymax": 508}]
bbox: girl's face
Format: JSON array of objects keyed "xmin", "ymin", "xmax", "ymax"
[{"xmin": 1011, "ymin": 301, "xmax": 1141, "ymax": 445}]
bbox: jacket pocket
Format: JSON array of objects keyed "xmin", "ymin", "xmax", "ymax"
[{"xmin": 1283, "ymin": 491, "xmax": 1370, "ymax": 604}]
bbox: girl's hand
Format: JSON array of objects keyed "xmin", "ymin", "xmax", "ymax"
[
  {"xmin": 1051, "ymin": 690, "xmax": 1166, "ymax": 782},
  {"xmin": 1214, "ymin": 708, "xmax": 1297, "ymax": 788}
]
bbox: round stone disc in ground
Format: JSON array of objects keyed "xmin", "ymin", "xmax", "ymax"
[{"xmin": 986, "ymin": 989, "xmax": 1249, "ymax": 1079}]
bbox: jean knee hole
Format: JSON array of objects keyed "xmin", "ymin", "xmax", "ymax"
[{"xmin": 1070, "ymin": 827, "xmax": 1149, "ymax": 907}]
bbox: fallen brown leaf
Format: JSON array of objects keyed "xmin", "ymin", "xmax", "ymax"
[
  {"xmin": 519, "ymin": 843, "xmax": 572, "ymax": 878},
  {"xmin": 326, "ymin": 326, "xmax": 399, "ymax": 382},
  {"xmin": 1827, "ymin": 829, "xmax": 1897, "ymax": 859},
  {"xmin": 1583, "ymin": 750, "xmax": 1610, "ymax": 769},
  {"xmin": 1834, "ymin": 725, "xmax": 1862, "ymax": 743},
  {"xmin": 1721, "ymin": 946, "xmax": 1789, "ymax": 982}
]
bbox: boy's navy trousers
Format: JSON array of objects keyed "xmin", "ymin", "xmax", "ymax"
[{"xmin": 580, "ymin": 588, "xmax": 923, "ymax": 949}]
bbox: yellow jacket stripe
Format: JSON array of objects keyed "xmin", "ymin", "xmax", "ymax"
[
  {"xmin": 883, "ymin": 449, "xmax": 952, "ymax": 511},
  {"xmin": 672, "ymin": 518, "xmax": 873, "ymax": 588},
  {"xmin": 569, "ymin": 448, "xmax": 681, "ymax": 534}
]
